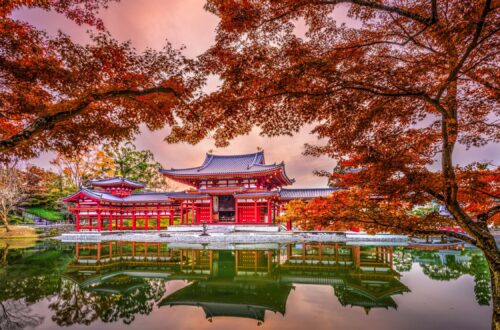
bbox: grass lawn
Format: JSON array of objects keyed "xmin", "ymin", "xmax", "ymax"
[{"xmin": 27, "ymin": 207, "xmax": 64, "ymax": 221}]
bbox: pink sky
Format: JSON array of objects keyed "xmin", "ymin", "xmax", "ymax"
[{"xmin": 12, "ymin": 1, "xmax": 499, "ymax": 188}]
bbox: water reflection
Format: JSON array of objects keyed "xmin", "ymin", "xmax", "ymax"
[{"xmin": 0, "ymin": 241, "xmax": 492, "ymax": 329}]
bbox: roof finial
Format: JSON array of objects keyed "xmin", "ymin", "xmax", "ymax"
[
  {"xmin": 256, "ymin": 146, "xmax": 262, "ymax": 151},
  {"xmin": 208, "ymin": 149, "xmax": 213, "ymax": 154}
]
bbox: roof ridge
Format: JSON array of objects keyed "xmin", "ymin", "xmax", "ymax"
[
  {"xmin": 89, "ymin": 177, "xmax": 144, "ymax": 186},
  {"xmin": 281, "ymin": 188, "xmax": 338, "ymax": 190},
  {"xmin": 197, "ymin": 153, "xmax": 214, "ymax": 172},
  {"xmin": 206, "ymin": 151, "xmax": 264, "ymax": 158},
  {"xmin": 248, "ymin": 152, "xmax": 261, "ymax": 169},
  {"xmin": 131, "ymin": 191, "xmax": 186, "ymax": 195}
]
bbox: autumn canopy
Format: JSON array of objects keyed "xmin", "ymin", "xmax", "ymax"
[{"xmin": 0, "ymin": 0, "xmax": 499, "ymax": 325}]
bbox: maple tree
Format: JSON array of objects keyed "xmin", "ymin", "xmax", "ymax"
[
  {"xmin": 0, "ymin": 0, "xmax": 200, "ymax": 160},
  {"xmin": 51, "ymin": 146, "xmax": 115, "ymax": 188},
  {"xmin": 168, "ymin": 0, "xmax": 499, "ymax": 326}
]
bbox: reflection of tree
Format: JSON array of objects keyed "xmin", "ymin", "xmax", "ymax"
[
  {"xmin": 0, "ymin": 244, "xmax": 9, "ymax": 267},
  {"xmin": 0, "ymin": 299, "xmax": 43, "ymax": 330},
  {"xmin": 470, "ymin": 255, "xmax": 491, "ymax": 306},
  {"xmin": 0, "ymin": 247, "xmax": 72, "ymax": 304},
  {"xmin": 50, "ymin": 278, "xmax": 166, "ymax": 326},
  {"xmin": 99, "ymin": 279, "xmax": 165, "ymax": 324},
  {"xmin": 0, "ymin": 243, "xmax": 72, "ymax": 329},
  {"xmin": 49, "ymin": 280, "xmax": 98, "ymax": 326},
  {"xmin": 402, "ymin": 248, "xmax": 492, "ymax": 306},
  {"xmin": 393, "ymin": 248, "xmax": 413, "ymax": 273},
  {"xmin": 420, "ymin": 255, "xmax": 464, "ymax": 281}
]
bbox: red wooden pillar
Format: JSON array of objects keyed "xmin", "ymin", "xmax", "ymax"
[
  {"xmin": 191, "ymin": 200, "xmax": 195, "ymax": 225},
  {"xmin": 120, "ymin": 214, "xmax": 123, "ymax": 230},
  {"xmin": 169, "ymin": 208, "xmax": 173, "ymax": 226},
  {"xmin": 235, "ymin": 198, "xmax": 238, "ymax": 223},
  {"xmin": 132, "ymin": 212, "xmax": 136, "ymax": 231},
  {"xmin": 180, "ymin": 203, "xmax": 184, "ymax": 225},
  {"xmin": 145, "ymin": 212, "xmax": 149, "ymax": 231},
  {"xmin": 76, "ymin": 213, "xmax": 80, "ymax": 232},
  {"xmin": 286, "ymin": 219, "xmax": 292, "ymax": 231},
  {"xmin": 254, "ymin": 200, "xmax": 258, "ymax": 223},
  {"xmin": 109, "ymin": 213, "xmax": 113, "ymax": 231},
  {"xmin": 157, "ymin": 210, "xmax": 161, "ymax": 230},
  {"xmin": 209, "ymin": 197, "xmax": 213, "ymax": 223},
  {"xmin": 267, "ymin": 199, "xmax": 271, "ymax": 224},
  {"xmin": 97, "ymin": 212, "xmax": 102, "ymax": 232}
]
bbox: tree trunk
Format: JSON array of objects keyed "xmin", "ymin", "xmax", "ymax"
[
  {"xmin": 490, "ymin": 261, "xmax": 500, "ymax": 330},
  {"xmin": 439, "ymin": 75, "xmax": 499, "ymax": 329},
  {"xmin": 1, "ymin": 214, "xmax": 10, "ymax": 232}
]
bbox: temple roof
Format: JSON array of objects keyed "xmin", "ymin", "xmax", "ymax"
[
  {"xmin": 89, "ymin": 177, "xmax": 145, "ymax": 189},
  {"xmin": 279, "ymin": 188, "xmax": 341, "ymax": 200},
  {"xmin": 62, "ymin": 188, "xmax": 194, "ymax": 204},
  {"xmin": 160, "ymin": 151, "xmax": 294, "ymax": 186}
]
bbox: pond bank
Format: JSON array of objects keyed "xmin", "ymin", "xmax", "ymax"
[{"xmin": 0, "ymin": 226, "xmax": 38, "ymax": 239}]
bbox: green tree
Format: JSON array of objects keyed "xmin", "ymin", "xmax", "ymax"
[{"xmin": 104, "ymin": 143, "xmax": 171, "ymax": 191}]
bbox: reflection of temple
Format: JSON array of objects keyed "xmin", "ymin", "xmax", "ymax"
[
  {"xmin": 160, "ymin": 250, "xmax": 291, "ymax": 324},
  {"xmin": 281, "ymin": 244, "xmax": 409, "ymax": 313},
  {"xmin": 65, "ymin": 242, "xmax": 409, "ymax": 324}
]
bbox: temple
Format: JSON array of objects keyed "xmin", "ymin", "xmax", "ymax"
[{"xmin": 63, "ymin": 151, "xmax": 338, "ymax": 231}]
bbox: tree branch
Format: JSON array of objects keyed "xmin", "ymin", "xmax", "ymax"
[
  {"xmin": 477, "ymin": 205, "xmax": 500, "ymax": 222},
  {"xmin": 0, "ymin": 86, "xmax": 181, "ymax": 151},
  {"xmin": 435, "ymin": 0, "xmax": 492, "ymax": 101},
  {"xmin": 320, "ymin": 0, "xmax": 437, "ymax": 26},
  {"xmin": 258, "ymin": 0, "xmax": 437, "ymax": 29}
]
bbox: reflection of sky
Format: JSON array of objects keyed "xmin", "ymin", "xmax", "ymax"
[
  {"xmin": 13, "ymin": 1, "xmax": 499, "ymax": 188},
  {"xmin": 31, "ymin": 265, "xmax": 489, "ymax": 330}
]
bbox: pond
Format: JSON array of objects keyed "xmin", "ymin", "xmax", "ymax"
[{"xmin": 0, "ymin": 240, "xmax": 492, "ymax": 330}]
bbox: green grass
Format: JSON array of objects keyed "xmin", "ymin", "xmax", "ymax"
[{"xmin": 26, "ymin": 207, "xmax": 64, "ymax": 221}]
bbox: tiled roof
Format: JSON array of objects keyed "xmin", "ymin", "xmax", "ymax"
[
  {"xmin": 165, "ymin": 192, "xmax": 210, "ymax": 200},
  {"xmin": 161, "ymin": 151, "xmax": 287, "ymax": 176},
  {"xmin": 89, "ymin": 177, "xmax": 145, "ymax": 188},
  {"xmin": 123, "ymin": 192, "xmax": 178, "ymax": 203},
  {"xmin": 234, "ymin": 191, "xmax": 280, "ymax": 198},
  {"xmin": 64, "ymin": 188, "xmax": 187, "ymax": 203},
  {"xmin": 279, "ymin": 188, "xmax": 341, "ymax": 200}
]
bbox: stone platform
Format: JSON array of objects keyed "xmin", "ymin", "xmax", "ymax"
[{"xmin": 58, "ymin": 229, "xmax": 408, "ymax": 245}]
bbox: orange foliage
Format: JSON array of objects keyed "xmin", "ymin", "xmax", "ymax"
[
  {"xmin": 0, "ymin": 1, "xmax": 200, "ymax": 160},
  {"xmin": 284, "ymin": 187, "xmax": 458, "ymax": 234}
]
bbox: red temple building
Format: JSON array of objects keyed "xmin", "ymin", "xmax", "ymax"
[{"xmin": 63, "ymin": 151, "xmax": 337, "ymax": 231}]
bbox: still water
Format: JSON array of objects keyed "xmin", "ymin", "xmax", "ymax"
[{"xmin": 0, "ymin": 240, "xmax": 492, "ymax": 330}]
